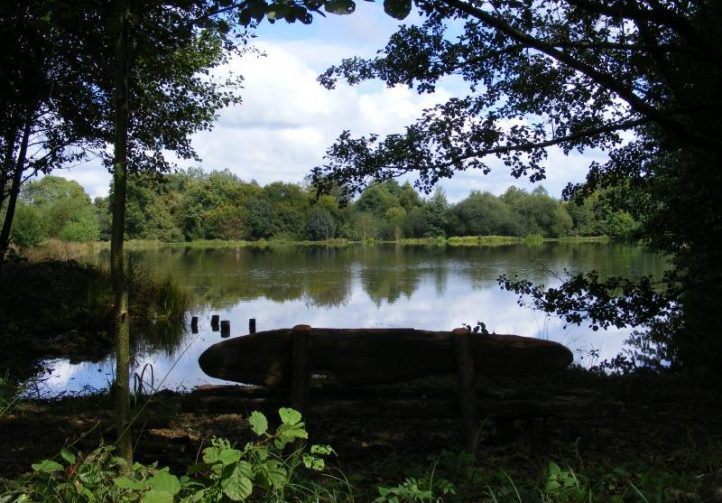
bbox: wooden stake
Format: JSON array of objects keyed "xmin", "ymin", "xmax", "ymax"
[
  {"xmin": 249, "ymin": 318, "xmax": 256, "ymax": 334},
  {"xmin": 291, "ymin": 324, "xmax": 311, "ymax": 414},
  {"xmin": 211, "ymin": 314, "xmax": 220, "ymax": 331},
  {"xmin": 220, "ymin": 320, "xmax": 230, "ymax": 338},
  {"xmin": 453, "ymin": 327, "xmax": 478, "ymax": 453}
]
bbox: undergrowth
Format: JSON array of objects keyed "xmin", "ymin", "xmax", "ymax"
[{"xmin": 0, "ymin": 406, "xmax": 697, "ymax": 503}]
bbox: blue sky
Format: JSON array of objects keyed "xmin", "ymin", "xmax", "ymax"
[{"xmin": 62, "ymin": 4, "xmax": 603, "ymax": 202}]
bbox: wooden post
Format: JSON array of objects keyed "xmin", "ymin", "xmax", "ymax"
[
  {"xmin": 249, "ymin": 318, "xmax": 256, "ymax": 334},
  {"xmin": 211, "ymin": 314, "xmax": 220, "ymax": 332},
  {"xmin": 291, "ymin": 324, "xmax": 311, "ymax": 414},
  {"xmin": 190, "ymin": 316, "xmax": 199, "ymax": 334},
  {"xmin": 453, "ymin": 327, "xmax": 478, "ymax": 453},
  {"xmin": 220, "ymin": 320, "xmax": 230, "ymax": 338}
]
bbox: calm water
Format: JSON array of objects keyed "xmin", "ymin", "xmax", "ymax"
[{"xmin": 35, "ymin": 243, "xmax": 665, "ymax": 396}]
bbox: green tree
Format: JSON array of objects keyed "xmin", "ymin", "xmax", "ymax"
[
  {"xmin": 0, "ymin": 0, "xmax": 98, "ymax": 262},
  {"xmin": 306, "ymin": 207, "xmax": 337, "ymax": 240},
  {"xmin": 449, "ymin": 191, "xmax": 518, "ymax": 236},
  {"xmin": 356, "ymin": 182, "xmax": 401, "ymax": 217},
  {"xmin": 262, "ymin": 182, "xmax": 309, "ymax": 240},
  {"xmin": 9, "ymin": 203, "xmax": 46, "ymax": 247},
  {"xmin": 19, "ymin": 176, "xmax": 98, "ymax": 242},
  {"xmin": 408, "ymin": 187, "xmax": 449, "ymax": 238},
  {"xmin": 314, "ymin": 0, "xmax": 722, "ymax": 373},
  {"xmin": 385, "ymin": 206, "xmax": 407, "ymax": 240}
]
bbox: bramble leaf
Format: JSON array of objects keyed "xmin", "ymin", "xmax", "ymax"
[{"xmin": 248, "ymin": 411, "xmax": 268, "ymax": 436}]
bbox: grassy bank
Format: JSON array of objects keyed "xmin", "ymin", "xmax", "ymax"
[{"xmin": 16, "ymin": 235, "xmax": 612, "ymax": 259}]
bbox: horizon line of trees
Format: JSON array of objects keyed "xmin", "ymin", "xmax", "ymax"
[{"xmin": 9, "ymin": 170, "xmax": 637, "ymax": 247}]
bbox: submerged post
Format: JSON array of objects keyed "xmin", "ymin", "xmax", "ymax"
[
  {"xmin": 453, "ymin": 327, "xmax": 478, "ymax": 453},
  {"xmin": 220, "ymin": 320, "xmax": 230, "ymax": 338},
  {"xmin": 190, "ymin": 316, "xmax": 199, "ymax": 334},
  {"xmin": 249, "ymin": 318, "xmax": 256, "ymax": 334},
  {"xmin": 211, "ymin": 314, "xmax": 220, "ymax": 332},
  {"xmin": 291, "ymin": 324, "xmax": 311, "ymax": 414}
]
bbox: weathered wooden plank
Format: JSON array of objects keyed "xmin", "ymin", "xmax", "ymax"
[
  {"xmin": 198, "ymin": 327, "xmax": 573, "ymax": 387},
  {"xmin": 453, "ymin": 327, "xmax": 478, "ymax": 451},
  {"xmin": 291, "ymin": 324, "xmax": 311, "ymax": 413}
]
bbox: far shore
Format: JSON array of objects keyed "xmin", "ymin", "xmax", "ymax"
[{"xmin": 15, "ymin": 235, "xmax": 612, "ymax": 259}]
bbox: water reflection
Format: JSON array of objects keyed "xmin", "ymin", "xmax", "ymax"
[{"xmin": 36, "ymin": 243, "xmax": 666, "ymax": 396}]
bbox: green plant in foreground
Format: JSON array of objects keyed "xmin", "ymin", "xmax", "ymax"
[
  {"xmin": 1, "ymin": 408, "xmax": 334, "ymax": 502},
  {"xmin": 542, "ymin": 462, "xmax": 590, "ymax": 503}
]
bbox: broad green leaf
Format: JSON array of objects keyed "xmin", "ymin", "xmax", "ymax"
[
  {"xmin": 258, "ymin": 459, "xmax": 287, "ymax": 489},
  {"xmin": 148, "ymin": 471, "xmax": 181, "ymax": 496},
  {"xmin": 324, "ymin": 0, "xmax": 355, "ymax": 15},
  {"xmin": 274, "ymin": 423, "xmax": 308, "ymax": 449},
  {"xmin": 383, "ymin": 0, "xmax": 411, "ymax": 19},
  {"xmin": 278, "ymin": 407, "xmax": 302, "ymax": 426},
  {"xmin": 31, "ymin": 459, "xmax": 63, "ymax": 473},
  {"xmin": 248, "ymin": 411, "xmax": 268, "ymax": 436},
  {"xmin": 141, "ymin": 489, "xmax": 173, "ymax": 503},
  {"xmin": 221, "ymin": 463, "xmax": 254, "ymax": 501},
  {"xmin": 218, "ymin": 448, "xmax": 242, "ymax": 466},
  {"xmin": 60, "ymin": 448, "xmax": 76, "ymax": 465},
  {"xmin": 202, "ymin": 446, "xmax": 222, "ymax": 464},
  {"xmin": 233, "ymin": 460, "xmax": 253, "ymax": 479}
]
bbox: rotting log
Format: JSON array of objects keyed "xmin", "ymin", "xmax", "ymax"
[{"xmin": 198, "ymin": 327, "xmax": 573, "ymax": 387}]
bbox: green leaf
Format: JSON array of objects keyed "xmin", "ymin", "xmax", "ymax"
[
  {"xmin": 221, "ymin": 463, "xmax": 254, "ymax": 501},
  {"xmin": 31, "ymin": 459, "xmax": 63, "ymax": 473},
  {"xmin": 141, "ymin": 489, "xmax": 174, "ymax": 503},
  {"xmin": 202, "ymin": 446, "xmax": 222, "ymax": 464},
  {"xmin": 310, "ymin": 444, "xmax": 333, "ymax": 455},
  {"xmin": 303, "ymin": 454, "xmax": 325, "ymax": 471},
  {"xmin": 148, "ymin": 471, "xmax": 181, "ymax": 496},
  {"xmin": 274, "ymin": 422, "xmax": 308, "ymax": 449},
  {"xmin": 324, "ymin": 0, "xmax": 355, "ymax": 15},
  {"xmin": 278, "ymin": 407, "xmax": 302, "ymax": 426},
  {"xmin": 258, "ymin": 459, "xmax": 287, "ymax": 489},
  {"xmin": 218, "ymin": 448, "xmax": 242, "ymax": 466},
  {"xmin": 383, "ymin": 0, "xmax": 411, "ymax": 19},
  {"xmin": 60, "ymin": 448, "xmax": 76, "ymax": 465},
  {"xmin": 248, "ymin": 411, "xmax": 268, "ymax": 436}
]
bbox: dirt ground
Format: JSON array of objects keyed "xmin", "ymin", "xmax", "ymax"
[{"xmin": 2, "ymin": 371, "xmax": 721, "ymax": 500}]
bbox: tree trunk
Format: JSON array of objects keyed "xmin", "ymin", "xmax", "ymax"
[
  {"xmin": 111, "ymin": 0, "xmax": 132, "ymax": 465},
  {"xmin": 0, "ymin": 114, "xmax": 33, "ymax": 264}
]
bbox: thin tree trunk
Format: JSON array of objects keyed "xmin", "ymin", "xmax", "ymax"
[
  {"xmin": 0, "ymin": 115, "xmax": 33, "ymax": 263},
  {"xmin": 0, "ymin": 127, "xmax": 17, "ymax": 211},
  {"xmin": 111, "ymin": 0, "xmax": 132, "ymax": 465}
]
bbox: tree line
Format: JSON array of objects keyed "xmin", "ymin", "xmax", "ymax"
[{"xmin": 10, "ymin": 171, "xmax": 635, "ymax": 246}]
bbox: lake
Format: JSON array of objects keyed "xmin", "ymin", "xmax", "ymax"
[{"xmin": 34, "ymin": 242, "xmax": 665, "ymax": 396}]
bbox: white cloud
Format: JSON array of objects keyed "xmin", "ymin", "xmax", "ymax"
[
  {"xmin": 179, "ymin": 40, "xmax": 453, "ymax": 188},
  {"xmin": 59, "ymin": 7, "xmax": 605, "ymax": 202}
]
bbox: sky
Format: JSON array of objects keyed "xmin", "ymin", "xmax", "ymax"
[{"xmin": 61, "ymin": 4, "xmax": 606, "ymax": 203}]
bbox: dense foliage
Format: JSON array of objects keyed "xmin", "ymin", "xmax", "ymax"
[
  {"xmin": 312, "ymin": 0, "xmax": 722, "ymax": 375},
  {"xmin": 0, "ymin": 0, "xmax": 249, "ymax": 262},
  {"xmin": 10, "ymin": 173, "xmax": 630, "ymax": 245}
]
